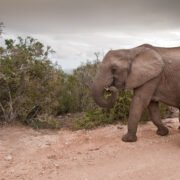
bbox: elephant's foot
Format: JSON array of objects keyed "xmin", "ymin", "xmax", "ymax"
[
  {"xmin": 156, "ymin": 126, "xmax": 169, "ymax": 136},
  {"xmin": 122, "ymin": 133, "xmax": 137, "ymax": 142}
]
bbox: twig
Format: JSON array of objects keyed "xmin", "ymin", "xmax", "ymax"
[{"xmin": 0, "ymin": 102, "xmax": 7, "ymax": 121}]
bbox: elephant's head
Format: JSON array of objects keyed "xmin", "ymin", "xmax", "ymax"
[{"xmin": 92, "ymin": 45, "xmax": 164, "ymax": 108}]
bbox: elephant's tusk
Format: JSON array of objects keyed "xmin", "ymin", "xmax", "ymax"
[
  {"xmin": 104, "ymin": 86, "xmax": 118, "ymax": 92},
  {"xmin": 104, "ymin": 87, "xmax": 110, "ymax": 91}
]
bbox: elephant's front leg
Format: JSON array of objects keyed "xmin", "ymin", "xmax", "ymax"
[
  {"xmin": 148, "ymin": 101, "xmax": 169, "ymax": 136},
  {"xmin": 122, "ymin": 78, "xmax": 160, "ymax": 142},
  {"xmin": 122, "ymin": 95, "xmax": 148, "ymax": 142}
]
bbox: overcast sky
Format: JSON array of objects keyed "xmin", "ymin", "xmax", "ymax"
[{"xmin": 1, "ymin": 0, "xmax": 180, "ymax": 70}]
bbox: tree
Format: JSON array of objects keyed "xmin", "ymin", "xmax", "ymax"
[
  {"xmin": 0, "ymin": 36, "xmax": 64, "ymax": 122},
  {"xmin": 0, "ymin": 22, "xmax": 3, "ymax": 35},
  {"xmin": 73, "ymin": 60, "xmax": 99, "ymax": 111}
]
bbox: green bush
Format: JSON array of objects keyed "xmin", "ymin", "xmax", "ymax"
[
  {"xmin": 74, "ymin": 90, "xmax": 170, "ymax": 129},
  {"xmin": 29, "ymin": 114, "xmax": 62, "ymax": 129},
  {"xmin": 0, "ymin": 37, "xmax": 64, "ymax": 124},
  {"xmin": 73, "ymin": 91, "xmax": 131, "ymax": 129},
  {"xmin": 73, "ymin": 109, "xmax": 113, "ymax": 129}
]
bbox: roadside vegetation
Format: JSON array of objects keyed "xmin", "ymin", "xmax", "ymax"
[{"xmin": 0, "ymin": 25, "xmax": 171, "ymax": 129}]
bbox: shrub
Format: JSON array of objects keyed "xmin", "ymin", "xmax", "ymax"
[
  {"xmin": 0, "ymin": 37, "xmax": 64, "ymax": 124},
  {"xmin": 28, "ymin": 114, "xmax": 62, "ymax": 129},
  {"xmin": 74, "ymin": 90, "xmax": 170, "ymax": 129}
]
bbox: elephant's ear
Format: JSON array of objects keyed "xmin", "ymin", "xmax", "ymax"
[{"xmin": 125, "ymin": 47, "xmax": 164, "ymax": 89}]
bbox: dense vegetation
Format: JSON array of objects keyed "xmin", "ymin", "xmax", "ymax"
[{"xmin": 0, "ymin": 26, "xmax": 170, "ymax": 129}]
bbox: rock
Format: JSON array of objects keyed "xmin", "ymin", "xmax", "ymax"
[
  {"xmin": 71, "ymin": 157, "xmax": 77, "ymax": 161},
  {"xmin": 4, "ymin": 155, "xmax": 13, "ymax": 161},
  {"xmin": 54, "ymin": 163, "xmax": 59, "ymax": 168},
  {"xmin": 168, "ymin": 107, "xmax": 179, "ymax": 118},
  {"xmin": 167, "ymin": 125, "xmax": 173, "ymax": 128},
  {"xmin": 67, "ymin": 113, "xmax": 71, "ymax": 117},
  {"xmin": 10, "ymin": 169, "xmax": 15, "ymax": 173},
  {"xmin": 88, "ymin": 147, "xmax": 100, "ymax": 151},
  {"xmin": 117, "ymin": 126, "xmax": 123, "ymax": 130},
  {"xmin": 46, "ymin": 142, "xmax": 51, "ymax": 146},
  {"xmin": 47, "ymin": 154, "xmax": 57, "ymax": 160}
]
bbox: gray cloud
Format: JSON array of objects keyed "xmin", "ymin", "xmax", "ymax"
[
  {"xmin": 1, "ymin": 0, "xmax": 180, "ymax": 33},
  {"xmin": 1, "ymin": 0, "xmax": 180, "ymax": 69}
]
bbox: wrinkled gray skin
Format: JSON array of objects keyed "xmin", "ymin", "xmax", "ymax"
[{"xmin": 92, "ymin": 44, "xmax": 180, "ymax": 142}]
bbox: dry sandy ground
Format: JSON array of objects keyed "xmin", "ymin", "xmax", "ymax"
[{"xmin": 0, "ymin": 118, "xmax": 180, "ymax": 180}]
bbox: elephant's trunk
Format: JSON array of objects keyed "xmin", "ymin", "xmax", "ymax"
[{"xmin": 92, "ymin": 82, "xmax": 118, "ymax": 108}]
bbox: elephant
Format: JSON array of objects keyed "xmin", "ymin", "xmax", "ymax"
[{"xmin": 92, "ymin": 44, "xmax": 180, "ymax": 142}]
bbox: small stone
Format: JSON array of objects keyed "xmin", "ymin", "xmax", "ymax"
[
  {"xmin": 10, "ymin": 169, "xmax": 15, "ymax": 173},
  {"xmin": 117, "ymin": 126, "xmax": 123, "ymax": 130},
  {"xmin": 4, "ymin": 155, "xmax": 13, "ymax": 161},
  {"xmin": 71, "ymin": 157, "xmax": 77, "ymax": 160},
  {"xmin": 46, "ymin": 142, "xmax": 51, "ymax": 146},
  {"xmin": 54, "ymin": 163, "xmax": 59, "ymax": 168},
  {"xmin": 39, "ymin": 171, "xmax": 45, "ymax": 175},
  {"xmin": 47, "ymin": 154, "xmax": 57, "ymax": 160},
  {"xmin": 88, "ymin": 147, "xmax": 100, "ymax": 151}
]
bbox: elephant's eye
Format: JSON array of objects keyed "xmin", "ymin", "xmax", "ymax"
[{"xmin": 111, "ymin": 67, "xmax": 116, "ymax": 74}]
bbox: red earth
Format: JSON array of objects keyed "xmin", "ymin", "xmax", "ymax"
[{"xmin": 0, "ymin": 118, "xmax": 180, "ymax": 180}]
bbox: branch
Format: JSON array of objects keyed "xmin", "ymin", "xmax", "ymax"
[
  {"xmin": 0, "ymin": 22, "xmax": 4, "ymax": 35},
  {"xmin": 0, "ymin": 102, "xmax": 8, "ymax": 121}
]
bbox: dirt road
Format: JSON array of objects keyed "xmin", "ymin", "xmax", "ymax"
[{"xmin": 0, "ymin": 118, "xmax": 180, "ymax": 180}]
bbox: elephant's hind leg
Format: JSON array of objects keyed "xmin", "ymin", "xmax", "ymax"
[{"xmin": 148, "ymin": 101, "xmax": 169, "ymax": 136}]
